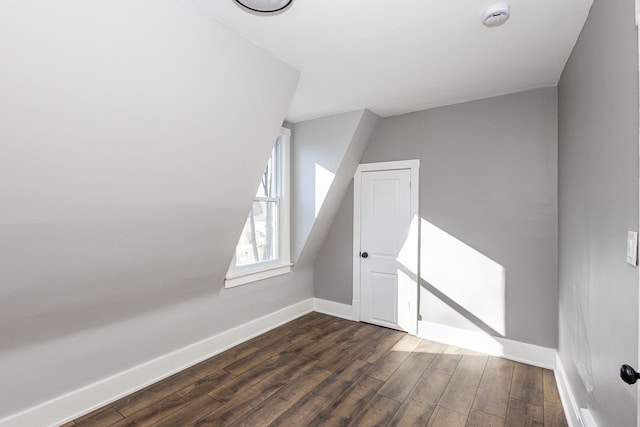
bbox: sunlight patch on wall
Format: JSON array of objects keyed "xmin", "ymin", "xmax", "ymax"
[
  {"xmin": 315, "ymin": 163, "xmax": 335, "ymax": 217},
  {"xmin": 396, "ymin": 215, "xmax": 419, "ymax": 333},
  {"xmin": 397, "ymin": 215, "xmax": 419, "ymax": 276},
  {"xmin": 420, "ymin": 220, "xmax": 506, "ymax": 336}
]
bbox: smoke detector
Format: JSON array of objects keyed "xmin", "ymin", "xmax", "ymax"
[{"xmin": 483, "ymin": 3, "xmax": 510, "ymax": 27}]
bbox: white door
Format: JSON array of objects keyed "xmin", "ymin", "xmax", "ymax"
[{"xmin": 359, "ymin": 168, "xmax": 417, "ymax": 333}]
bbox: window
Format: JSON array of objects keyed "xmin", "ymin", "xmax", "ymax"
[{"xmin": 225, "ymin": 128, "xmax": 291, "ymax": 288}]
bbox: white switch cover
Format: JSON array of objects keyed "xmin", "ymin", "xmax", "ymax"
[{"xmin": 627, "ymin": 231, "xmax": 638, "ymax": 266}]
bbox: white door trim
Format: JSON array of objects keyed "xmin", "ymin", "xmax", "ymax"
[
  {"xmin": 352, "ymin": 159, "xmax": 420, "ymax": 333},
  {"xmin": 637, "ymin": 11, "xmax": 640, "ymax": 427}
]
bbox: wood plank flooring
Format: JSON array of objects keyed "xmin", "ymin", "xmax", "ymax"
[{"xmin": 63, "ymin": 312, "xmax": 567, "ymax": 427}]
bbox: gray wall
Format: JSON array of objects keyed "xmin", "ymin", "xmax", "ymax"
[
  {"xmin": 292, "ymin": 110, "xmax": 379, "ymax": 269},
  {"xmin": 557, "ymin": 0, "xmax": 639, "ymax": 425},
  {"xmin": 316, "ymin": 87, "xmax": 559, "ymax": 348},
  {"xmin": 292, "ymin": 110, "xmax": 363, "ymax": 261},
  {"xmin": 0, "ymin": 0, "xmax": 304, "ymax": 419},
  {"xmin": 315, "ymin": 183, "xmax": 354, "ymax": 302}
]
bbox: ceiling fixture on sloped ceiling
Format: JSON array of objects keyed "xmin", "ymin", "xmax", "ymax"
[
  {"xmin": 234, "ymin": 0, "xmax": 293, "ymax": 13},
  {"xmin": 483, "ymin": 2, "xmax": 510, "ymax": 27}
]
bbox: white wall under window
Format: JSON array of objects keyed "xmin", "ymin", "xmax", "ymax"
[{"xmin": 225, "ymin": 128, "xmax": 291, "ymax": 287}]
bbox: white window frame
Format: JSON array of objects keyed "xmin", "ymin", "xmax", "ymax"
[{"xmin": 225, "ymin": 127, "xmax": 292, "ymax": 288}]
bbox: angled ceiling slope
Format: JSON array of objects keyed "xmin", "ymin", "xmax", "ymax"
[
  {"xmin": 0, "ymin": 0, "xmax": 299, "ymax": 418},
  {"xmin": 183, "ymin": 0, "xmax": 593, "ymax": 122},
  {"xmin": 291, "ymin": 110, "xmax": 380, "ymax": 269}
]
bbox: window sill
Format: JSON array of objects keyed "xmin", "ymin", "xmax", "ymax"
[{"xmin": 225, "ymin": 263, "xmax": 292, "ymax": 288}]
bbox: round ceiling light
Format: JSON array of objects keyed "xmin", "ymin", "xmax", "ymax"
[
  {"xmin": 234, "ymin": 0, "xmax": 293, "ymax": 13},
  {"xmin": 482, "ymin": 3, "xmax": 510, "ymax": 27}
]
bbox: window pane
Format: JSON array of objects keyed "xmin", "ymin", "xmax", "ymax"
[
  {"xmin": 255, "ymin": 142, "xmax": 278, "ymax": 198},
  {"xmin": 235, "ymin": 201, "xmax": 279, "ymax": 266}
]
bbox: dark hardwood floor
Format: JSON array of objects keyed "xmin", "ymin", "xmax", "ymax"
[{"xmin": 61, "ymin": 312, "xmax": 567, "ymax": 427}]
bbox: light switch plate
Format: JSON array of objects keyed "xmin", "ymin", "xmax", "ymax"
[{"xmin": 627, "ymin": 231, "xmax": 638, "ymax": 266}]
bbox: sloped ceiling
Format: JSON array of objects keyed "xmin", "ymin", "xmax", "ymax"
[
  {"xmin": 0, "ymin": 0, "xmax": 300, "ymax": 349},
  {"xmin": 0, "ymin": 0, "xmax": 300, "ymax": 415},
  {"xmin": 291, "ymin": 110, "xmax": 380, "ymax": 268},
  {"xmin": 183, "ymin": 0, "xmax": 593, "ymax": 122}
]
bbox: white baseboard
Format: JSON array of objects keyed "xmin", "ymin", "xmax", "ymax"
[
  {"xmin": 554, "ymin": 353, "xmax": 598, "ymax": 427},
  {"xmin": 418, "ymin": 321, "xmax": 556, "ymax": 369},
  {"xmin": 554, "ymin": 353, "xmax": 581, "ymax": 427},
  {"xmin": 0, "ymin": 298, "xmax": 315, "ymax": 427},
  {"xmin": 313, "ymin": 298, "xmax": 354, "ymax": 320},
  {"xmin": 579, "ymin": 408, "xmax": 597, "ymax": 427}
]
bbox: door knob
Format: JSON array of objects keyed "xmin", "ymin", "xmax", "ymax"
[
  {"xmin": 361, "ymin": 252, "xmax": 369, "ymax": 258},
  {"xmin": 620, "ymin": 364, "xmax": 640, "ymax": 384}
]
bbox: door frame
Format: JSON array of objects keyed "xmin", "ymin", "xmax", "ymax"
[
  {"xmin": 352, "ymin": 159, "xmax": 420, "ymax": 334},
  {"xmin": 637, "ymin": 5, "xmax": 640, "ymax": 427},
  {"xmin": 637, "ymin": 4, "xmax": 640, "ymax": 427}
]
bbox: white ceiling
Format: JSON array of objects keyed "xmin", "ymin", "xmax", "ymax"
[{"xmin": 183, "ymin": 0, "xmax": 593, "ymax": 122}]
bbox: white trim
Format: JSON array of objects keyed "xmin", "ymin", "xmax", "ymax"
[
  {"xmin": 580, "ymin": 409, "xmax": 598, "ymax": 427},
  {"xmin": 225, "ymin": 126, "xmax": 291, "ymax": 288},
  {"xmin": 408, "ymin": 165, "xmax": 420, "ymax": 335},
  {"xmin": 353, "ymin": 170, "xmax": 362, "ymax": 322},
  {"xmin": 418, "ymin": 321, "xmax": 556, "ymax": 369},
  {"xmin": 351, "ymin": 299, "xmax": 361, "ymax": 323},
  {"xmin": 554, "ymin": 353, "xmax": 580, "ymax": 427},
  {"xmin": 353, "ymin": 159, "xmax": 420, "ymax": 335},
  {"xmin": 280, "ymin": 126, "xmax": 291, "ymax": 137},
  {"xmin": 279, "ymin": 127, "xmax": 291, "ymax": 270},
  {"xmin": 313, "ymin": 298, "xmax": 354, "ymax": 320},
  {"xmin": 225, "ymin": 263, "xmax": 292, "ymax": 288},
  {"xmin": 555, "ymin": 353, "xmax": 596, "ymax": 427},
  {"xmin": 0, "ymin": 299, "xmax": 314, "ymax": 427},
  {"xmin": 356, "ymin": 159, "xmax": 420, "ymax": 173}
]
